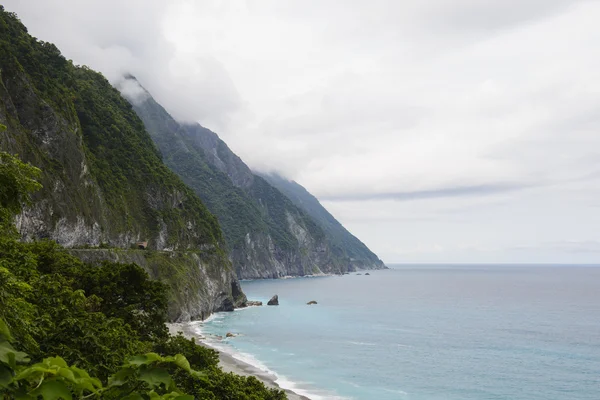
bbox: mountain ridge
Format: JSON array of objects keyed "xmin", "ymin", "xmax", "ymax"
[
  {"xmin": 120, "ymin": 76, "xmax": 385, "ymax": 278},
  {"xmin": 0, "ymin": 8, "xmax": 244, "ymax": 321},
  {"xmin": 258, "ymin": 172, "xmax": 385, "ymax": 269}
]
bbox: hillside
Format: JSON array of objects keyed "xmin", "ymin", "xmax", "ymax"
[
  {"xmin": 0, "ymin": 7, "xmax": 245, "ymax": 320},
  {"xmin": 260, "ymin": 172, "xmax": 385, "ymax": 269},
  {"xmin": 120, "ymin": 76, "xmax": 385, "ymax": 278}
]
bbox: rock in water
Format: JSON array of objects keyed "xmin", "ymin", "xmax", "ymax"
[
  {"xmin": 365, "ymin": 273, "xmax": 370, "ymax": 276},
  {"xmin": 246, "ymin": 300, "xmax": 263, "ymax": 306},
  {"xmin": 267, "ymin": 295, "xmax": 279, "ymax": 306},
  {"xmin": 226, "ymin": 332, "xmax": 236, "ymax": 338},
  {"xmin": 307, "ymin": 300, "xmax": 318, "ymax": 305}
]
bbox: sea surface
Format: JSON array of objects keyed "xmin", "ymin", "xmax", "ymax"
[{"xmin": 196, "ymin": 265, "xmax": 600, "ymax": 399}]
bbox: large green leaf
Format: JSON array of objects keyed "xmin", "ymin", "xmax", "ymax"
[
  {"xmin": 138, "ymin": 366, "xmax": 172, "ymax": 388},
  {"xmin": 29, "ymin": 380, "xmax": 73, "ymax": 400},
  {"xmin": 127, "ymin": 352, "xmax": 162, "ymax": 366},
  {"xmin": 0, "ymin": 364, "xmax": 13, "ymax": 387},
  {"xmin": 108, "ymin": 366, "xmax": 135, "ymax": 387},
  {"xmin": 172, "ymin": 354, "xmax": 191, "ymax": 372},
  {"xmin": 0, "ymin": 341, "xmax": 29, "ymax": 369}
]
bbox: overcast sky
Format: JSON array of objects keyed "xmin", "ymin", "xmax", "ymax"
[{"xmin": 6, "ymin": 0, "xmax": 600, "ymax": 263}]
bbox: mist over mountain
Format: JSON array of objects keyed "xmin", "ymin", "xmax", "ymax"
[{"xmin": 119, "ymin": 76, "xmax": 384, "ymax": 279}]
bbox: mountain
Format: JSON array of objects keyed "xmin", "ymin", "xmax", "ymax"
[
  {"xmin": 0, "ymin": 7, "xmax": 245, "ymax": 321},
  {"xmin": 120, "ymin": 77, "xmax": 385, "ymax": 278},
  {"xmin": 259, "ymin": 173, "xmax": 384, "ymax": 269}
]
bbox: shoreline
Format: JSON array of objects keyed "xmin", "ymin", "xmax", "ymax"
[{"xmin": 167, "ymin": 322, "xmax": 310, "ymax": 400}]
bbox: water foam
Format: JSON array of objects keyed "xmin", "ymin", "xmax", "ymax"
[{"xmin": 189, "ymin": 317, "xmax": 352, "ymax": 400}]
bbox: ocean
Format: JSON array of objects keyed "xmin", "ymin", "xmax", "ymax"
[{"xmin": 195, "ymin": 265, "xmax": 600, "ymax": 399}]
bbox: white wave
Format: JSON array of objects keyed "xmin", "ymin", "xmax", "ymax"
[
  {"xmin": 347, "ymin": 341, "xmax": 378, "ymax": 346},
  {"xmin": 206, "ymin": 339, "xmax": 352, "ymax": 400},
  {"xmin": 340, "ymin": 379, "xmax": 362, "ymax": 388},
  {"xmin": 383, "ymin": 388, "xmax": 409, "ymax": 397},
  {"xmin": 181, "ymin": 317, "xmax": 353, "ymax": 400},
  {"xmin": 276, "ymin": 374, "xmax": 352, "ymax": 400}
]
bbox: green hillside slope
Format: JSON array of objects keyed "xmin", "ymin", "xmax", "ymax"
[{"xmin": 0, "ymin": 7, "xmax": 244, "ymax": 320}]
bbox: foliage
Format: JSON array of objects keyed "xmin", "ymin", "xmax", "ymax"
[
  {"xmin": 0, "ymin": 148, "xmax": 286, "ymax": 398},
  {"xmin": 131, "ymin": 87, "xmax": 330, "ymax": 256},
  {"xmin": 0, "ymin": 321, "xmax": 201, "ymax": 399},
  {"xmin": 261, "ymin": 173, "xmax": 384, "ymax": 266},
  {"xmin": 0, "ymin": 152, "xmax": 42, "ymax": 234},
  {"xmin": 0, "ymin": 6, "xmax": 224, "ymax": 252}
]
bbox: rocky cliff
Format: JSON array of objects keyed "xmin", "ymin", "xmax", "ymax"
[
  {"xmin": 0, "ymin": 7, "xmax": 243, "ymax": 320},
  {"xmin": 69, "ymin": 249, "xmax": 245, "ymax": 322},
  {"xmin": 120, "ymin": 76, "xmax": 385, "ymax": 278},
  {"xmin": 259, "ymin": 173, "xmax": 385, "ymax": 270}
]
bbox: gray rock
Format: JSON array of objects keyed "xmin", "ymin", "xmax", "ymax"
[
  {"xmin": 365, "ymin": 273, "xmax": 370, "ymax": 276},
  {"xmin": 246, "ymin": 300, "xmax": 263, "ymax": 307},
  {"xmin": 307, "ymin": 300, "xmax": 317, "ymax": 305},
  {"xmin": 267, "ymin": 294, "xmax": 279, "ymax": 306}
]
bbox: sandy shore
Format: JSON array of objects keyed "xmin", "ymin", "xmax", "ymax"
[{"xmin": 167, "ymin": 322, "xmax": 310, "ymax": 400}]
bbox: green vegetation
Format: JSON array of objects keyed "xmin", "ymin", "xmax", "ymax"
[
  {"xmin": 130, "ymin": 94, "xmax": 268, "ymax": 250},
  {"xmin": 0, "ymin": 151, "xmax": 286, "ymax": 399},
  {"xmin": 0, "ymin": 6, "xmax": 223, "ymax": 251},
  {"xmin": 130, "ymin": 87, "xmax": 331, "ymax": 266},
  {"xmin": 260, "ymin": 173, "xmax": 384, "ymax": 268}
]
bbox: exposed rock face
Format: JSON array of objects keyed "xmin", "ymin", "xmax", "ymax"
[
  {"xmin": 307, "ymin": 300, "xmax": 318, "ymax": 305},
  {"xmin": 123, "ymin": 76, "xmax": 386, "ymax": 279},
  {"xmin": 69, "ymin": 249, "xmax": 246, "ymax": 322},
  {"xmin": 267, "ymin": 295, "xmax": 279, "ymax": 306},
  {"xmin": 260, "ymin": 172, "xmax": 386, "ymax": 271},
  {"xmin": 0, "ymin": 10, "xmax": 243, "ymax": 323}
]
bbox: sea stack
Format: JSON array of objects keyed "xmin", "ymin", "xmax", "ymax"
[{"xmin": 267, "ymin": 295, "xmax": 279, "ymax": 305}]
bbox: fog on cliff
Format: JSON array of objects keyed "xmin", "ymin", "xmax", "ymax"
[{"xmin": 6, "ymin": 0, "xmax": 600, "ymax": 263}]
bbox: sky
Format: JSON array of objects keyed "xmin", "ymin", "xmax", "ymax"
[{"xmin": 5, "ymin": 0, "xmax": 600, "ymax": 263}]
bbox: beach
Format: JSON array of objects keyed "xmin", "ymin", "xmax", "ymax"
[{"xmin": 167, "ymin": 322, "xmax": 310, "ymax": 400}]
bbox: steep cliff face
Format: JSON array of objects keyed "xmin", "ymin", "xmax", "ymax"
[
  {"xmin": 69, "ymin": 249, "xmax": 245, "ymax": 322},
  {"xmin": 0, "ymin": 8, "xmax": 242, "ymax": 319},
  {"xmin": 259, "ymin": 173, "xmax": 385, "ymax": 270},
  {"xmin": 121, "ymin": 77, "xmax": 385, "ymax": 278}
]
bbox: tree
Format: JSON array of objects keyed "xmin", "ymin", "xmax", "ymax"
[{"xmin": 0, "ymin": 150, "xmax": 42, "ymax": 233}]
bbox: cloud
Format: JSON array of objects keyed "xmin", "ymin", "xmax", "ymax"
[
  {"xmin": 3, "ymin": 0, "xmax": 242, "ymax": 128},
  {"xmin": 115, "ymin": 77, "xmax": 149, "ymax": 106},
  {"xmin": 5, "ymin": 0, "xmax": 600, "ymax": 262},
  {"xmin": 320, "ymin": 182, "xmax": 530, "ymax": 202}
]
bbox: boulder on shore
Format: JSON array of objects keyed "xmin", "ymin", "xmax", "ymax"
[
  {"xmin": 307, "ymin": 300, "xmax": 318, "ymax": 305},
  {"xmin": 267, "ymin": 294, "xmax": 279, "ymax": 306},
  {"xmin": 246, "ymin": 300, "xmax": 263, "ymax": 306}
]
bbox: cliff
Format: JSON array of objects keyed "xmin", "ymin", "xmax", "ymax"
[
  {"xmin": 259, "ymin": 173, "xmax": 385, "ymax": 270},
  {"xmin": 120, "ymin": 77, "xmax": 385, "ymax": 278},
  {"xmin": 0, "ymin": 7, "xmax": 243, "ymax": 320},
  {"xmin": 69, "ymin": 249, "xmax": 245, "ymax": 322}
]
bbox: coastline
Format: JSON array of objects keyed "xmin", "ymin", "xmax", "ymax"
[{"xmin": 167, "ymin": 322, "xmax": 310, "ymax": 400}]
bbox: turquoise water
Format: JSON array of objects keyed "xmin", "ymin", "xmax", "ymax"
[{"xmin": 198, "ymin": 265, "xmax": 600, "ymax": 399}]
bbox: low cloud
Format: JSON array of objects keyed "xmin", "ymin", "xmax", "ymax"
[
  {"xmin": 320, "ymin": 182, "xmax": 530, "ymax": 202},
  {"xmin": 6, "ymin": 0, "xmax": 600, "ymax": 262}
]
